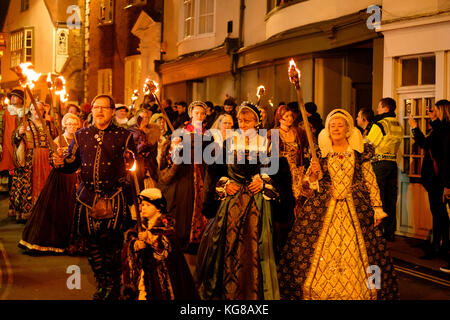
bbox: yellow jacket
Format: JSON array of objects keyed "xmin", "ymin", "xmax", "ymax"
[{"xmin": 367, "ymin": 112, "xmax": 403, "ymax": 161}]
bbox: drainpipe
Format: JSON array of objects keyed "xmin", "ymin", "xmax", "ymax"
[
  {"xmin": 231, "ymin": 0, "xmax": 245, "ymax": 99},
  {"xmin": 239, "ymin": 0, "xmax": 245, "ymax": 48}
]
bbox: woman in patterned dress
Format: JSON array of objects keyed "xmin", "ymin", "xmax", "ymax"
[
  {"xmin": 9, "ymin": 101, "xmax": 54, "ymax": 222},
  {"xmin": 278, "ymin": 108, "xmax": 399, "ymax": 300},
  {"xmin": 272, "ymin": 105, "xmax": 311, "ymax": 208}
]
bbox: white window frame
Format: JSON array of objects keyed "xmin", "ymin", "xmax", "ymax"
[
  {"xmin": 99, "ymin": 0, "xmax": 114, "ymax": 25},
  {"xmin": 98, "ymin": 69, "xmax": 112, "ymax": 96},
  {"xmin": 10, "ymin": 28, "xmax": 34, "ymax": 68},
  {"xmin": 397, "ymin": 54, "xmax": 436, "ymax": 179},
  {"xmin": 181, "ymin": 0, "xmax": 215, "ymax": 40}
]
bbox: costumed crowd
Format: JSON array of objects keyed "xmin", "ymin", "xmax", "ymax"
[{"xmin": 0, "ymin": 74, "xmax": 449, "ymax": 301}]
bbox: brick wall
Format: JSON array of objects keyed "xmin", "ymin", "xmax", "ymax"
[{"xmin": 87, "ymin": 0, "xmax": 162, "ymax": 104}]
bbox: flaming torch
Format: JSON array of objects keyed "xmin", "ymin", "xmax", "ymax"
[
  {"xmin": 46, "ymin": 73, "xmax": 56, "ymax": 126},
  {"xmin": 3, "ymin": 97, "xmax": 9, "ymax": 106},
  {"xmin": 143, "ymin": 78, "xmax": 175, "ymax": 132},
  {"xmin": 54, "ymin": 76, "xmax": 68, "ymax": 145},
  {"xmin": 13, "ymin": 63, "xmax": 57, "ymax": 153},
  {"xmin": 288, "ymin": 58, "xmax": 318, "ymax": 163},
  {"xmin": 256, "ymin": 85, "xmax": 265, "ymax": 107},
  {"xmin": 126, "ymin": 150, "xmax": 143, "ymax": 233}
]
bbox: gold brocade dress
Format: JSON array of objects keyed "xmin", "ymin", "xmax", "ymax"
[
  {"xmin": 303, "ymin": 151, "xmax": 381, "ymax": 300},
  {"xmin": 280, "ymin": 140, "xmax": 305, "ymax": 200}
]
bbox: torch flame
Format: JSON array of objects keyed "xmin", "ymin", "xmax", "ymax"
[
  {"xmin": 131, "ymin": 89, "xmax": 139, "ymax": 101},
  {"xmin": 4, "ymin": 97, "xmax": 9, "ymax": 105},
  {"xmin": 54, "ymin": 76, "xmax": 68, "ymax": 102},
  {"xmin": 143, "ymin": 78, "xmax": 159, "ymax": 95},
  {"xmin": 19, "ymin": 62, "xmax": 41, "ymax": 89},
  {"xmin": 129, "ymin": 160, "xmax": 137, "ymax": 172},
  {"xmin": 256, "ymin": 85, "xmax": 265, "ymax": 99},
  {"xmin": 288, "ymin": 58, "xmax": 301, "ymax": 84}
]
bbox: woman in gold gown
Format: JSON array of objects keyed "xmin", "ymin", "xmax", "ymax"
[{"xmin": 278, "ymin": 109, "xmax": 399, "ymax": 300}]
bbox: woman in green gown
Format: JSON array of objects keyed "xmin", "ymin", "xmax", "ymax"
[{"xmin": 197, "ymin": 102, "xmax": 291, "ymax": 300}]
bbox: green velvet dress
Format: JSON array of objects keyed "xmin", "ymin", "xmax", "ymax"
[{"xmin": 196, "ymin": 145, "xmax": 280, "ymax": 300}]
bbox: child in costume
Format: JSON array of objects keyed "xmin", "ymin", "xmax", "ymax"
[{"xmin": 122, "ymin": 188, "xmax": 199, "ymax": 300}]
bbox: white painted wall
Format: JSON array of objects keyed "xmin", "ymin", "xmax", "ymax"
[
  {"xmin": 1, "ymin": 0, "xmax": 55, "ymax": 83},
  {"xmin": 166, "ymin": 0, "xmax": 240, "ymax": 58},
  {"xmin": 265, "ymin": 0, "xmax": 381, "ymax": 40},
  {"xmin": 382, "ymin": 0, "xmax": 450, "ymax": 21}
]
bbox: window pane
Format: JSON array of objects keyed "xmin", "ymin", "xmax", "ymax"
[
  {"xmin": 207, "ymin": 0, "xmax": 214, "ymax": 12},
  {"xmin": 207, "ymin": 15, "xmax": 213, "ymax": 33},
  {"xmin": 403, "ymin": 157, "xmax": 410, "ymax": 174},
  {"xmin": 200, "ymin": 0, "xmax": 207, "ymax": 14},
  {"xmin": 404, "ymin": 138, "xmax": 410, "ymax": 155},
  {"xmin": 198, "ymin": 16, "xmax": 206, "ymax": 34},
  {"xmin": 402, "ymin": 58, "xmax": 418, "ymax": 86},
  {"xmin": 404, "ymin": 118, "xmax": 410, "ymax": 135},
  {"xmin": 404, "ymin": 99, "xmax": 412, "ymax": 117},
  {"xmin": 421, "ymin": 56, "xmax": 435, "ymax": 85},
  {"xmin": 412, "ymin": 142, "xmax": 420, "ymax": 155},
  {"xmin": 412, "ymin": 157, "xmax": 421, "ymax": 175},
  {"xmin": 413, "ymin": 98, "xmax": 422, "ymax": 116}
]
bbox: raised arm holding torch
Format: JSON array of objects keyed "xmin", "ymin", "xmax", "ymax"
[
  {"xmin": 288, "ymin": 58, "xmax": 318, "ymax": 163},
  {"xmin": 126, "ymin": 150, "xmax": 142, "ymax": 233},
  {"xmin": 14, "ymin": 63, "xmax": 57, "ymax": 153},
  {"xmin": 54, "ymin": 76, "xmax": 68, "ymax": 146},
  {"xmin": 256, "ymin": 85, "xmax": 265, "ymax": 107},
  {"xmin": 143, "ymin": 78, "xmax": 175, "ymax": 132}
]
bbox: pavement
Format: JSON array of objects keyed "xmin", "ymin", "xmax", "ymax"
[{"xmin": 1, "ymin": 190, "xmax": 449, "ymax": 300}]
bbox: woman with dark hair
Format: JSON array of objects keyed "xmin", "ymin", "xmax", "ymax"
[
  {"xmin": 272, "ymin": 105, "xmax": 311, "ymax": 207},
  {"xmin": 408, "ymin": 99, "xmax": 450, "ymax": 259},
  {"xmin": 258, "ymin": 105, "xmax": 272, "ymax": 130},
  {"xmin": 303, "ymin": 102, "xmax": 324, "ymax": 139},
  {"xmin": 221, "ymin": 97, "xmax": 238, "ymax": 128}
]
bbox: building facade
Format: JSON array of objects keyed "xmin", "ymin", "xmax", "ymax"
[
  {"xmin": 381, "ymin": 0, "xmax": 450, "ymax": 239},
  {"xmin": 0, "ymin": 0, "xmax": 85, "ymax": 104}
]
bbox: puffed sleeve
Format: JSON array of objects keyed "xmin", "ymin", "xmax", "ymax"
[
  {"xmin": 58, "ymin": 134, "xmax": 81, "ymax": 174},
  {"xmin": 362, "ymin": 159, "xmax": 387, "ymax": 221}
]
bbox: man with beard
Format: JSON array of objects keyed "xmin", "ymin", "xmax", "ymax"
[{"xmin": 53, "ymin": 94, "xmax": 136, "ymax": 300}]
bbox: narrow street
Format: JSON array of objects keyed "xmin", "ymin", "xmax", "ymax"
[{"xmin": 0, "ymin": 192, "xmax": 449, "ymax": 300}]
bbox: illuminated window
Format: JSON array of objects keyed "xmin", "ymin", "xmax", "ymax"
[
  {"xmin": 21, "ymin": 0, "xmax": 29, "ymax": 12},
  {"xmin": 10, "ymin": 28, "xmax": 33, "ymax": 68},
  {"xmin": 401, "ymin": 97, "xmax": 435, "ymax": 178},
  {"xmin": 401, "ymin": 56, "xmax": 435, "ymax": 86},
  {"xmin": 99, "ymin": 0, "xmax": 114, "ymax": 24},
  {"xmin": 183, "ymin": 0, "xmax": 215, "ymax": 39}
]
